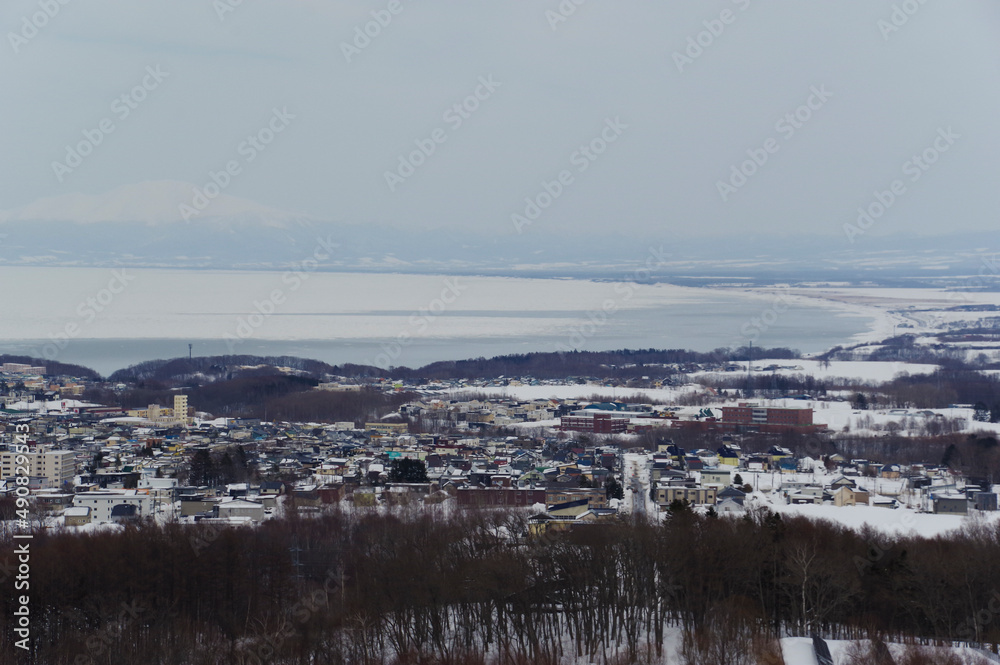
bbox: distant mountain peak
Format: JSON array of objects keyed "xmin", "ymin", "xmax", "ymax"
[{"xmin": 0, "ymin": 180, "xmax": 316, "ymax": 228}]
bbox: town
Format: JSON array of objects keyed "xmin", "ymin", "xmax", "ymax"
[{"xmin": 2, "ymin": 354, "xmax": 995, "ymax": 536}]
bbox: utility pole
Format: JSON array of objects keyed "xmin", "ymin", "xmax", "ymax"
[{"xmin": 290, "ymin": 537, "xmax": 305, "ymax": 587}]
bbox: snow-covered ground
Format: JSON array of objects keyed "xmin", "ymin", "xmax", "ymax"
[
  {"xmin": 780, "ymin": 636, "xmax": 998, "ymax": 665},
  {"xmin": 767, "ymin": 501, "xmax": 988, "ymax": 538},
  {"xmin": 632, "ymin": 459, "xmax": 995, "ymax": 540},
  {"xmin": 449, "ymin": 383, "xmax": 1000, "ymax": 439},
  {"xmin": 694, "ymin": 358, "xmax": 939, "ymax": 383},
  {"xmin": 624, "ymin": 452, "xmax": 653, "ymax": 515},
  {"xmin": 447, "ymin": 383, "xmax": 705, "ymax": 404},
  {"xmin": 750, "ymin": 395, "xmax": 995, "ymax": 436},
  {"xmin": 741, "ymin": 284, "xmax": 1000, "ymax": 347},
  {"xmin": 725, "ymin": 468, "xmax": 992, "ymax": 539},
  {"xmin": 5, "ymin": 398, "xmax": 96, "ymax": 414}
]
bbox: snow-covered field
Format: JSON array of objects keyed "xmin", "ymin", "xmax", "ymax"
[
  {"xmin": 780, "ymin": 636, "xmax": 997, "ymax": 665},
  {"xmin": 450, "ymin": 382, "xmax": 1000, "ymax": 439},
  {"xmin": 447, "ymin": 383, "xmax": 704, "ymax": 404},
  {"xmin": 767, "ymin": 501, "xmax": 986, "ymax": 538},
  {"xmin": 694, "ymin": 358, "xmax": 940, "ymax": 383},
  {"xmin": 747, "ymin": 284, "xmax": 1000, "ymax": 346},
  {"xmin": 639, "ymin": 463, "xmax": 990, "ymax": 539},
  {"xmin": 753, "ymin": 396, "xmax": 993, "ymax": 436}
]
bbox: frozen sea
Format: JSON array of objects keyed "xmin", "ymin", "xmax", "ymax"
[{"xmin": 0, "ymin": 267, "xmax": 873, "ymax": 376}]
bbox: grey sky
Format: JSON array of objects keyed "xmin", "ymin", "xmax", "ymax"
[{"xmin": 1, "ymin": 0, "xmax": 998, "ymax": 240}]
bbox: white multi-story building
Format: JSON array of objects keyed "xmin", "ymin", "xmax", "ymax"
[
  {"xmin": 72, "ymin": 491, "xmax": 154, "ymax": 523},
  {"xmin": 0, "ymin": 447, "xmax": 76, "ymax": 488}
]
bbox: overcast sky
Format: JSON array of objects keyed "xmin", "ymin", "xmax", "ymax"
[{"xmin": 2, "ymin": 0, "xmax": 998, "ymax": 240}]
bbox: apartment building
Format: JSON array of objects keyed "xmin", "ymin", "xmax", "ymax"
[
  {"xmin": 721, "ymin": 404, "xmax": 814, "ymax": 426},
  {"xmin": 0, "ymin": 447, "xmax": 76, "ymax": 488},
  {"xmin": 656, "ymin": 486, "xmax": 718, "ymax": 509},
  {"xmin": 559, "ymin": 412, "xmax": 630, "ymax": 434},
  {"xmin": 366, "ymin": 422, "xmax": 408, "ymax": 435},
  {"xmin": 127, "ymin": 394, "xmax": 191, "ymax": 426},
  {"xmin": 73, "ymin": 490, "xmax": 154, "ymax": 523},
  {"xmin": 1, "ymin": 363, "xmax": 46, "ymax": 375}
]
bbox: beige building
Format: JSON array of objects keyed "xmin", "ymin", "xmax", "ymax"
[
  {"xmin": 2, "ymin": 363, "xmax": 46, "ymax": 375},
  {"xmin": 366, "ymin": 422, "xmax": 408, "ymax": 435},
  {"xmin": 656, "ymin": 486, "xmax": 718, "ymax": 509},
  {"xmin": 545, "ymin": 487, "xmax": 608, "ymax": 510},
  {"xmin": 215, "ymin": 498, "xmax": 264, "ymax": 522},
  {"xmin": 0, "ymin": 447, "xmax": 76, "ymax": 488},
  {"xmin": 701, "ymin": 469, "xmax": 732, "ymax": 488},
  {"xmin": 63, "ymin": 506, "xmax": 92, "ymax": 526},
  {"xmin": 833, "ymin": 486, "xmax": 870, "ymax": 507},
  {"xmin": 128, "ymin": 394, "xmax": 191, "ymax": 426}
]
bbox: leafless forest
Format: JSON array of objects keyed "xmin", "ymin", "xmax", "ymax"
[{"xmin": 4, "ymin": 507, "xmax": 1000, "ymax": 664}]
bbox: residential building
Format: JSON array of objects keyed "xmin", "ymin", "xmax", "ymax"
[
  {"xmin": 63, "ymin": 506, "xmax": 91, "ymax": 526},
  {"xmin": 559, "ymin": 412, "xmax": 629, "ymax": 434},
  {"xmin": 833, "ymin": 486, "xmax": 870, "ymax": 507},
  {"xmin": 933, "ymin": 493, "xmax": 968, "ymax": 515},
  {"xmin": 127, "ymin": 394, "xmax": 191, "ymax": 426},
  {"xmin": 73, "ymin": 490, "xmax": 154, "ymax": 523},
  {"xmin": 545, "ymin": 487, "xmax": 608, "ymax": 510},
  {"xmin": 366, "ymin": 422, "xmax": 408, "ymax": 436},
  {"xmin": 717, "ymin": 486, "xmax": 747, "ymax": 506},
  {"xmin": 701, "ymin": 469, "xmax": 732, "ymax": 487},
  {"xmin": 722, "ymin": 404, "xmax": 814, "ymax": 427},
  {"xmin": 2, "ymin": 363, "xmax": 45, "ymax": 375},
  {"xmin": 215, "ymin": 498, "xmax": 264, "ymax": 522},
  {"xmin": 716, "ymin": 497, "xmax": 745, "ymax": 514},
  {"xmin": 974, "ymin": 492, "xmax": 998, "ymax": 512},
  {"xmin": 0, "ymin": 447, "xmax": 76, "ymax": 488},
  {"xmin": 656, "ymin": 486, "xmax": 717, "ymax": 509},
  {"xmin": 457, "ymin": 488, "xmax": 546, "ymax": 507}
]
